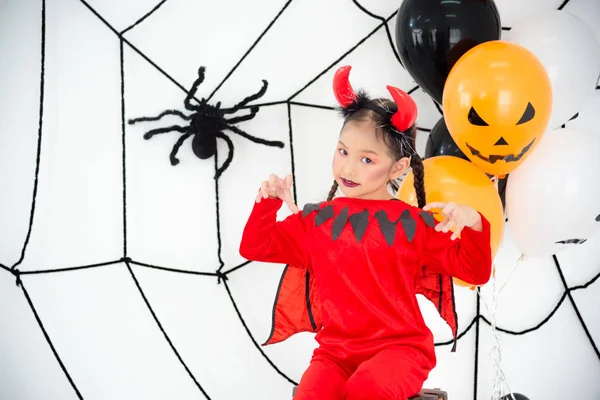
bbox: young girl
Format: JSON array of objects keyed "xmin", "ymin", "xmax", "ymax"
[{"xmin": 239, "ymin": 66, "xmax": 492, "ymax": 400}]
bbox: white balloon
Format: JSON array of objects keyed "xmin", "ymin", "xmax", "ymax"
[
  {"xmin": 507, "ymin": 10, "xmax": 600, "ymax": 130},
  {"xmin": 505, "ymin": 128, "xmax": 600, "ymax": 257}
]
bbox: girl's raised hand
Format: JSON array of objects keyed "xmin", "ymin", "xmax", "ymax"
[
  {"xmin": 422, "ymin": 201, "xmax": 482, "ymax": 240},
  {"xmin": 256, "ymin": 173, "xmax": 299, "ymax": 214}
]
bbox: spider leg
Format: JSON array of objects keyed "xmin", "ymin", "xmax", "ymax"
[
  {"xmin": 184, "ymin": 66, "xmax": 206, "ymax": 111},
  {"xmin": 142, "ymin": 124, "xmax": 188, "ymax": 140},
  {"xmin": 169, "ymin": 131, "xmax": 194, "ymax": 166},
  {"xmin": 226, "ymin": 106, "xmax": 259, "ymax": 124},
  {"xmin": 222, "ymin": 80, "xmax": 268, "ymax": 114},
  {"xmin": 215, "ymin": 131, "xmax": 234, "ymax": 179},
  {"xmin": 227, "ymin": 124, "xmax": 284, "ymax": 148},
  {"xmin": 128, "ymin": 109, "xmax": 192, "ymax": 124}
]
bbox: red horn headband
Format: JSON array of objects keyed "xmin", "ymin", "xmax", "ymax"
[
  {"xmin": 332, "ymin": 65, "xmax": 357, "ymax": 108},
  {"xmin": 332, "ymin": 65, "xmax": 417, "ymax": 132},
  {"xmin": 386, "ymin": 85, "xmax": 418, "ymax": 132}
]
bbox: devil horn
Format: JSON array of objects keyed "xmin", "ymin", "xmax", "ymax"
[
  {"xmin": 386, "ymin": 85, "xmax": 418, "ymax": 132},
  {"xmin": 333, "ymin": 66, "xmax": 357, "ymax": 108}
]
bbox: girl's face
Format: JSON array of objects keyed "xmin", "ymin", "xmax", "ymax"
[{"xmin": 332, "ymin": 120, "xmax": 409, "ymax": 200}]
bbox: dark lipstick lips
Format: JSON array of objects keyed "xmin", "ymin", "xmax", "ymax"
[{"xmin": 341, "ymin": 178, "xmax": 359, "ymax": 187}]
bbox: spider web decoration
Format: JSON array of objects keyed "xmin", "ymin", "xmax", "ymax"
[{"xmin": 0, "ymin": 0, "xmax": 599, "ymax": 399}]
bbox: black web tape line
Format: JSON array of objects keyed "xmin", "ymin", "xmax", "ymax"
[
  {"xmin": 14, "ymin": 271, "xmax": 84, "ymax": 399},
  {"xmin": 287, "ymin": 102, "xmax": 298, "ymax": 205},
  {"xmin": 473, "ymin": 292, "xmax": 481, "ymax": 400},
  {"xmin": 431, "ymin": 268, "xmax": 600, "ymax": 346},
  {"xmin": 5, "ymin": 258, "xmax": 597, "ymax": 337},
  {"xmin": 79, "ymin": 0, "xmax": 207, "ymax": 108},
  {"xmin": 3, "ymin": 259, "xmax": 598, "ymax": 398},
  {"xmin": 407, "ymin": 85, "xmax": 419, "ymax": 95},
  {"xmin": 120, "ymin": 38, "xmax": 128, "ymax": 257},
  {"xmin": 223, "ymin": 100, "xmax": 338, "ymax": 111},
  {"xmin": 289, "ymin": 101, "xmax": 336, "ymax": 111},
  {"xmin": 82, "ymin": 0, "xmax": 291, "ymax": 111},
  {"xmin": 287, "ymin": 10, "xmax": 397, "ymax": 102},
  {"xmin": 19, "ymin": 259, "xmax": 123, "ymax": 276},
  {"xmin": 205, "ymin": 0, "xmax": 295, "ymax": 103},
  {"xmin": 558, "ymin": 0, "xmax": 572, "ymax": 11},
  {"xmin": 10, "ymin": 0, "xmax": 46, "ymax": 272},
  {"xmin": 553, "ymin": 254, "xmax": 600, "ymax": 359},
  {"xmin": 221, "ymin": 260, "xmax": 253, "ymax": 276},
  {"xmin": 350, "ymin": 0, "xmax": 404, "ymax": 68},
  {"xmin": 129, "ymin": 259, "xmax": 220, "ymax": 277},
  {"xmin": 120, "ymin": 0, "xmax": 170, "ymax": 35},
  {"xmin": 215, "ymin": 101, "xmax": 299, "ymax": 276},
  {"xmin": 221, "ymin": 277, "xmax": 298, "ymax": 386},
  {"xmin": 433, "ymin": 99, "xmax": 443, "ymax": 115},
  {"xmin": 124, "ymin": 260, "xmax": 212, "ymax": 399}
]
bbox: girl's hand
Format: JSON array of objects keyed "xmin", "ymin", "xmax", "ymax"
[
  {"xmin": 256, "ymin": 174, "xmax": 299, "ymax": 214},
  {"xmin": 422, "ymin": 202, "xmax": 482, "ymax": 240}
]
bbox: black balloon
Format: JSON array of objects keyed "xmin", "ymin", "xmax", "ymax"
[
  {"xmin": 425, "ymin": 117, "xmax": 469, "ymax": 160},
  {"xmin": 395, "ymin": 0, "xmax": 502, "ymax": 104},
  {"xmin": 500, "ymin": 393, "xmax": 530, "ymax": 400},
  {"xmin": 497, "ymin": 173, "xmax": 507, "ymax": 210}
]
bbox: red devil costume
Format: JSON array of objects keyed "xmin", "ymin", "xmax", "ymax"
[{"xmin": 239, "ymin": 66, "xmax": 492, "ymax": 399}]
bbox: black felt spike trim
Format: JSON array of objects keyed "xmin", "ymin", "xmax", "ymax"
[
  {"xmin": 332, "ymin": 207, "xmax": 349, "ymax": 240},
  {"xmin": 349, "ymin": 209, "xmax": 369, "ymax": 243},
  {"xmin": 399, "ymin": 209, "xmax": 417, "ymax": 242},
  {"xmin": 302, "ymin": 202, "xmax": 322, "ymax": 217},
  {"xmin": 374, "ymin": 210, "xmax": 397, "ymax": 246},
  {"xmin": 419, "ymin": 211, "xmax": 435, "ymax": 228},
  {"xmin": 315, "ymin": 205, "xmax": 334, "ymax": 226}
]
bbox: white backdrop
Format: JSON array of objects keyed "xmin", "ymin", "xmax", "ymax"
[{"xmin": 1, "ymin": 0, "xmax": 599, "ymax": 399}]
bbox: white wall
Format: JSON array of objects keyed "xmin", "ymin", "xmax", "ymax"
[{"xmin": 0, "ymin": 0, "xmax": 598, "ymax": 399}]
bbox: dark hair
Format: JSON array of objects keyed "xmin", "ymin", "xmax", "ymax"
[{"xmin": 326, "ymin": 98, "xmax": 426, "ymax": 208}]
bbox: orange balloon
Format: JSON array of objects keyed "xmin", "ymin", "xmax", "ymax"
[
  {"xmin": 398, "ymin": 156, "xmax": 504, "ymax": 286},
  {"xmin": 442, "ymin": 40, "xmax": 552, "ymax": 177},
  {"xmin": 454, "ymin": 265, "xmax": 496, "ymax": 290}
]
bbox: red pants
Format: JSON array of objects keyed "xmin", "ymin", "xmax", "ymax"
[{"xmin": 294, "ymin": 346, "xmax": 432, "ymax": 400}]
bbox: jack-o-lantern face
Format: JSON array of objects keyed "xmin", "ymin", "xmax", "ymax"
[{"xmin": 442, "ymin": 40, "xmax": 553, "ymax": 177}]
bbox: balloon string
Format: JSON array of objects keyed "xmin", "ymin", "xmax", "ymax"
[
  {"xmin": 478, "ymin": 254, "xmax": 524, "ymax": 400},
  {"xmin": 491, "ymin": 175, "xmax": 499, "ymax": 190}
]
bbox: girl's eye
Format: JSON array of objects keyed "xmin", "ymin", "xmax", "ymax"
[
  {"xmin": 338, "ymin": 148, "xmax": 347, "ymax": 155},
  {"xmin": 361, "ymin": 157, "xmax": 372, "ymax": 164}
]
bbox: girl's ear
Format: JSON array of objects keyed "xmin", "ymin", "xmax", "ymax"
[{"xmin": 390, "ymin": 157, "xmax": 410, "ymax": 180}]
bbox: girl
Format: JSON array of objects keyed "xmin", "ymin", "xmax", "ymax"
[{"xmin": 239, "ymin": 66, "xmax": 492, "ymax": 400}]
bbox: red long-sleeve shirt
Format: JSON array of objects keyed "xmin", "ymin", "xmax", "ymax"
[{"xmin": 240, "ymin": 196, "xmax": 491, "ymax": 368}]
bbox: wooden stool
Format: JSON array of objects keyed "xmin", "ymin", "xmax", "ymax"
[
  {"xmin": 292, "ymin": 386, "xmax": 448, "ymax": 399},
  {"xmin": 409, "ymin": 388, "xmax": 448, "ymax": 400}
]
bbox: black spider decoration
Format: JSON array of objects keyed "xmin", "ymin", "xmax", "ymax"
[{"xmin": 128, "ymin": 66, "xmax": 284, "ymax": 178}]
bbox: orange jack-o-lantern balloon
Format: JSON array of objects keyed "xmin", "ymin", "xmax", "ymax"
[{"xmin": 442, "ymin": 40, "xmax": 553, "ymax": 177}]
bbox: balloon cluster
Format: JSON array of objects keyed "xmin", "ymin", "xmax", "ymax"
[{"xmin": 395, "ymin": 1, "xmax": 600, "ymax": 272}]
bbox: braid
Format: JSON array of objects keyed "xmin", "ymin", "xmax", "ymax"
[
  {"xmin": 410, "ymin": 153, "xmax": 426, "ymax": 208},
  {"xmin": 327, "ymin": 180, "xmax": 339, "ymax": 201}
]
